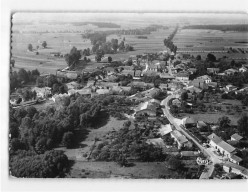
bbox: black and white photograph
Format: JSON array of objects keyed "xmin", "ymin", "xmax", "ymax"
[{"xmin": 2, "ymin": 0, "xmax": 248, "ymax": 192}]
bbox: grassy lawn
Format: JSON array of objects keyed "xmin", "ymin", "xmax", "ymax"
[
  {"xmin": 62, "ymin": 117, "xmax": 127, "ymax": 161},
  {"xmin": 68, "ymin": 161, "xmax": 181, "ymax": 179}
]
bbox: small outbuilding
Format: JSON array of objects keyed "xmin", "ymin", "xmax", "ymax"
[{"xmin": 231, "ymin": 133, "xmax": 243, "ymax": 142}]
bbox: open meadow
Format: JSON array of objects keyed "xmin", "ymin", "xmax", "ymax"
[{"xmin": 174, "ymin": 29, "xmax": 248, "ymax": 60}]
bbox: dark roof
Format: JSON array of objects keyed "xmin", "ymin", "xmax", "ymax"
[
  {"xmin": 218, "ymin": 141, "xmax": 236, "ymax": 153},
  {"xmin": 230, "ymin": 154, "xmax": 242, "ymax": 162}
]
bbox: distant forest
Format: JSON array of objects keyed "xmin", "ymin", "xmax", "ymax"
[
  {"xmin": 183, "ymin": 24, "xmax": 248, "ymax": 32},
  {"xmin": 37, "ymin": 21, "xmax": 121, "ymax": 28},
  {"xmin": 72, "ymin": 22, "xmax": 121, "ymax": 28}
]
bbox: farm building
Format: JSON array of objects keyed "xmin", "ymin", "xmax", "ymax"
[
  {"xmin": 196, "ymin": 75, "xmax": 212, "ymax": 83},
  {"xmin": 172, "ymin": 98, "xmax": 181, "ymax": 107},
  {"xmin": 175, "ymin": 72, "xmax": 189, "ymax": 82},
  {"xmin": 197, "ymin": 121, "xmax": 207, "ymax": 129},
  {"xmin": 129, "ymin": 81, "xmax": 154, "ymax": 89},
  {"xmin": 225, "ymin": 69, "xmax": 238, "ymax": 76},
  {"xmin": 158, "ymin": 124, "xmax": 173, "ymax": 136},
  {"xmin": 225, "ymin": 84, "xmax": 238, "ymax": 92},
  {"xmin": 96, "ymin": 89, "xmax": 110, "ymax": 95},
  {"xmin": 190, "ymin": 79, "xmax": 208, "ymax": 89},
  {"xmin": 121, "ymin": 69, "xmax": 135, "ymax": 76},
  {"xmin": 231, "ymin": 133, "xmax": 243, "ymax": 142},
  {"xmin": 208, "ymin": 133, "xmax": 237, "ymax": 159},
  {"xmin": 207, "ymin": 68, "xmax": 220, "ymax": 74},
  {"xmin": 52, "ymin": 93, "xmax": 69, "ymax": 103},
  {"xmin": 104, "ymin": 67, "xmax": 115, "ymax": 75},
  {"xmin": 32, "ymin": 87, "xmax": 51, "ymax": 98},
  {"xmin": 229, "ymin": 154, "xmax": 243, "ymax": 165},
  {"xmin": 134, "ymin": 70, "xmax": 142, "ymax": 77},
  {"xmin": 68, "ymin": 88, "xmax": 92, "ymax": 96},
  {"xmin": 182, "ymin": 117, "xmax": 196, "ymax": 128},
  {"xmin": 66, "ymin": 81, "xmax": 82, "ymax": 90},
  {"xmin": 239, "ymin": 66, "xmax": 248, "ymax": 73},
  {"xmin": 186, "ymin": 85, "xmax": 202, "ymax": 94},
  {"xmin": 170, "ymin": 130, "xmax": 192, "ymax": 149},
  {"xmin": 207, "ymin": 82, "xmax": 218, "ymax": 88}
]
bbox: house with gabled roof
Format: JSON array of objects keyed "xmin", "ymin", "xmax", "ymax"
[
  {"xmin": 231, "ymin": 133, "xmax": 243, "ymax": 142},
  {"xmin": 196, "ymin": 75, "xmax": 212, "ymax": 83},
  {"xmin": 207, "ymin": 68, "xmax": 220, "ymax": 74},
  {"xmin": 208, "ymin": 133, "xmax": 237, "ymax": 159},
  {"xmin": 225, "ymin": 68, "xmax": 238, "ymax": 76},
  {"xmin": 239, "ymin": 66, "xmax": 248, "ymax": 73}
]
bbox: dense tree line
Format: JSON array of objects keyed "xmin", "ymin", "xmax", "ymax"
[
  {"xmin": 36, "ymin": 74, "xmax": 68, "ymax": 94},
  {"xmin": 91, "ymin": 120, "xmax": 167, "ymax": 163},
  {"xmin": 183, "ymin": 24, "xmax": 248, "ymax": 32},
  {"xmin": 10, "ymin": 69, "xmax": 40, "ymax": 91},
  {"xmin": 163, "ymin": 26, "xmax": 178, "ymax": 53},
  {"xmin": 9, "ymin": 150, "xmax": 69, "ymax": 178}
]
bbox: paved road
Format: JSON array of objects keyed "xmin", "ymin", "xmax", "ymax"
[
  {"xmin": 161, "ymin": 94, "xmax": 217, "ymax": 178},
  {"xmin": 161, "ymin": 93, "xmax": 248, "ymax": 179}
]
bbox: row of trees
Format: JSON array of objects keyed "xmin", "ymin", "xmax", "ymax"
[
  {"xmin": 183, "ymin": 24, "xmax": 248, "ymax": 32},
  {"xmin": 163, "ymin": 26, "xmax": 178, "ymax": 53},
  {"xmin": 10, "ymin": 68, "xmax": 40, "ymax": 91}
]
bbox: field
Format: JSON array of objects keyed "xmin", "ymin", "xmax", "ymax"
[
  {"xmin": 69, "ymin": 161, "xmax": 174, "ymax": 178},
  {"xmin": 11, "ymin": 27, "xmax": 173, "ymax": 74},
  {"xmin": 180, "ymin": 99, "xmax": 248, "ymax": 125},
  {"xmin": 174, "ymin": 29, "xmax": 248, "ymax": 60},
  {"xmin": 60, "ymin": 117, "xmax": 127, "ymax": 161}
]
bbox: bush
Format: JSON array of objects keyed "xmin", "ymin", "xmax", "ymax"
[{"xmin": 62, "ymin": 132, "xmax": 74, "ymax": 148}]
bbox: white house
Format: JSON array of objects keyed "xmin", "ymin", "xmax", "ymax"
[
  {"xmin": 196, "ymin": 75, "xmax": 212, "ymax": 83},
  {"xmin": 208, "ymin": 133, "xmax": 236, "ymax": 158},
  {"xmin": 170, "ymin": 130, "xmax": 192, "ymax": 149},
  {"xmin": 175, "ymin": 72, "xmax": 189, "ymax": 82},
  {"xmin": 239, "ymin": 66, "xmax": 248, "ymax": 73},
  {"xmin": 226, "ymin": 84, "xmax": 238, "ymax": 92}
]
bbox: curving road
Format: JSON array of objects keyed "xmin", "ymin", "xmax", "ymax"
[
  {"xmin": 161, "ymin": 94, "xmax": 219, "ymax": 178},
  {"xmin": 161, "ymin": 94, "xmax": 248, "ymax": 179}
]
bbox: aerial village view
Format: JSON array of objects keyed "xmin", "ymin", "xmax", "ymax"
[{"xmin": 9, "ymin": 12, "xmax": 248, "ymax": 179}]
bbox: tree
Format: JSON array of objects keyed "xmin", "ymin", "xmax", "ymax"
[
  {"xmin": 65, "ymin": 47, "xmax": 82, "ymax": 69},
  {"xmin": 10, "ymin": 150, "xmax": 69, "ymax": 178},
  {"xmin": 27, "ymin": 44, "xmax": 33, "ymax": 51},
  {"xmin": 95, "ymin": 49, "xmax": 104, "ymax": 62},
  {"xmin": 108, "ymin": 56, "xmax": 112, "ymax": 63},
  {"xmin": 62, "ymin": 132, "xmax": 74, "ymax": 148},
  {"xmin": 18, "ymin": 68, "xmax": 29, "ymax": 83},
  {"xmin": 218, "ymin": 116, "xmax": 231, "ymax": 129},
  {"xmin": 26, "ymin": 106, "xmax": 37, "ymax": 118},
  {"xmin": 237, "ymin": 114, "xmax": 248, "ymax": 136},
  {"xmin": 207, "ymin": 53, "xmax": 216, "ymax": 62},
  {"xmin": 35, "ymin": 137, "xmax": 48, "ymax": 154},
  {"xmin": 196, "ymin": 55, "xmax": 201, "ymax": 61},
  {"xmin": 42, "ymin": 41, "xmax": 47, "ymax": 48},
  {"xmin": 181, "ymin": 91, "xmax": 188, "ymax": 101},
  {"xmin": 242, "ymin": 96, "xmax": 248, "ymax": 106}
]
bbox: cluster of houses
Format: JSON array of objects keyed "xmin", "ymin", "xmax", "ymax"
[{"xmin": 208, "ymin": 133, "xmax": 244, "ymax": 165}]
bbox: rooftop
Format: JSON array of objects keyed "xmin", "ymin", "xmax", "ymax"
[
  {"xmin": 230, "ymin": 154, "xmax": 243, "ymax": 162},
  {"xmin": 231, "ymin": 133, "xmax": 243, "ymax": 141},
  {"xmin": 208, "ymin": 133, "xmax": 222, "ymax": 144},
  {"xmin": 218, "ymin": 141, "xmax": 236, "ymax": 153}
]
